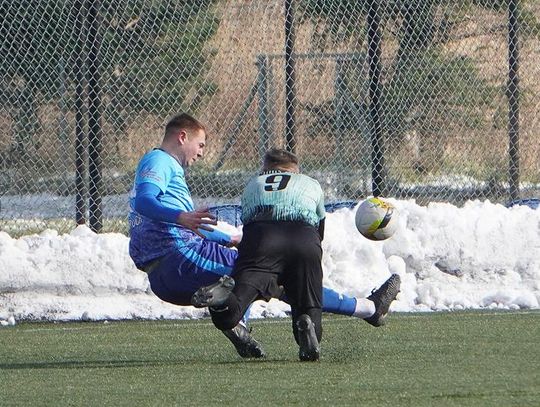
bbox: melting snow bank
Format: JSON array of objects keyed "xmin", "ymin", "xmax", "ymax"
[{"xmin": 1, "ymin": 199, "xmax": 539, "ymax": 323}]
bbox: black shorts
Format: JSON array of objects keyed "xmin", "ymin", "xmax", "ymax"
[{"xmin": 232, "ymin": 221, "xmax": 323, "ymax": 309}]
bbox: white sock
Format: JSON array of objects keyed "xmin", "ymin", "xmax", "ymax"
[{"xmin": 352, "ymin": 298, "xmax": 376, "ymax": 318}]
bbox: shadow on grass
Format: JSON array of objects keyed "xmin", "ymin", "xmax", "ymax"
[
  {"xmin": 0, "ymin": 359, "xmax": 184, "ymax": 370},
  {"xmin": 1, "ymin": 356, "xmax": 305, "ymax": 370}
]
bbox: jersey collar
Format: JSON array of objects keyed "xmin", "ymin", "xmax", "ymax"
[{"xmin": 259, "ymin": 169, "xmax": 289, "ymax": 176}]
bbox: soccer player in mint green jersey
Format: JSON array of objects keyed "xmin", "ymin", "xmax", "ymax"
[
  {"xmin": 204, "ymin": 148, "xmax": 399, "ymax": 360},
  {"xmin": 207, "ymin": 148, "xmax": 327, "ymax": 360}
]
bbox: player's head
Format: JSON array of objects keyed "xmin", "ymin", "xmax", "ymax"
[
  {"xmin": 162, "ymin": 113, "xmax": 207, "ymax": 167},
  {"xmin": 262, "ymin": 148, "xmax": 299, "ymax": 173}
]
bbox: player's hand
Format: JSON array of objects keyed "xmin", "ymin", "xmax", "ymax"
[{"xmin": 176, "ymin": 209, "xmax": 217, "ymax": 235}]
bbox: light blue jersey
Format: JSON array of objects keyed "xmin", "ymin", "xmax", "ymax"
[
  {"xmin": 128, "ymin": 149, "xmax": 199, "ymax": 268},
  {"xmin": 241, "ymin": 170, "xmax": 325, "ymax": 227},
  {"xmin": 130, "ymin": 149, "xmax": 194, "ymax": 212}
]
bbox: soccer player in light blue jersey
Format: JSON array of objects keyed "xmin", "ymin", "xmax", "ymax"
[
  {"xmin": 129, "ymin": 113, "xmax": 237, "ymax": 304},
  {"xmin": 129, "ymin": 113, "xmax": 400, "ymax": 358}
]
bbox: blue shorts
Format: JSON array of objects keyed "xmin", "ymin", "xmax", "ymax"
[{"xmin": 147, "ymin": 240, "xmax": 238, "ymax": 306}]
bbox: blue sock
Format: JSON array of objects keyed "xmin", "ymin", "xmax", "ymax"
[
  {"xmin": 241, "ymin": 304, "xmax": 252, "ymax": 326},
  {"xmin": 322, "ymin": 287, "xmax": 357, "ymax": 316}
]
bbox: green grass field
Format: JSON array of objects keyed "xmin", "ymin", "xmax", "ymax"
[{"xmin": 1, "ymin": 311, "xmax": 538, "ymax": 406}]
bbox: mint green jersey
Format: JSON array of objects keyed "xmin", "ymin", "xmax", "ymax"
[{"xmin": 241, "ymin": 170, "xmax": 325, "ymax": 227}]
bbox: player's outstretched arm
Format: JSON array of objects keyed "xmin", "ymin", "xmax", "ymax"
[
  {"xmin": 134, "ymin": 183, "xmax": 218, "ymax": 236},
  {"xmin": 198, "ymin": 226, "xmax": 241, "ymax": 247}
]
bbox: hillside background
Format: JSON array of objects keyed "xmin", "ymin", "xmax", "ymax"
[{"xmin": 0, "ymin": 0, "xmax": 539, "ymax": 234}]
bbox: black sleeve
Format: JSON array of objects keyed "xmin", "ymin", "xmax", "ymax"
[{"xmin": 318, "ymin": 217, "xmax": 325, "ymax": 241}]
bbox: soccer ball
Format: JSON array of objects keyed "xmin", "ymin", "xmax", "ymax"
[{"xmin": 355, "ymin": 197, "xmax": 398, "ymax": 241}]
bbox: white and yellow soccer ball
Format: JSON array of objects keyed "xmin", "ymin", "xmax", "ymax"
[{"xmin": 355, "ymin": 197, "xmax": 398, "ymax": 241}]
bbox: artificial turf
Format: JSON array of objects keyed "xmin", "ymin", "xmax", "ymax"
[{"xmin": 0, "ymin": 311, "xmax": 538, "ymax": 406}]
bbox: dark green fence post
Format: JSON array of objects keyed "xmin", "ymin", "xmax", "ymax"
[
  {"xmin": 256, "ymin": 54, "xmax": 270, "ymax": 159},
  {"xmin": 367, "ymin": 0, "xmax": 385, "ymax": 197},
  {"xmin": 284, "ymin": 0, "xmax": 297, "ymax": 153},
  {"xmin": 334, "ymin": 56, "xmax": 346, "ymax": 171},
  {"xmin": 507, "ymin": 0, "xmax": 520, "ymax": 201},
  {"xmin": 87, "ymin": 0, "xmax": 103, "ymax": 232},
  {"xmin": 74, "ymin": 0, "xmax": 87, "ymax": 226}
]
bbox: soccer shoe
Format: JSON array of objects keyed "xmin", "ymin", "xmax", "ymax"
[
  {"xmin": 191, "ymin": 275, "xmax": 235, "ymax": 308},
  {"xmin": 296, "ymin": 314, "xmax": 320, "ymax": 362},
  {"xmin": 364, "ymin": 273, "xmax": 401, "ymax": 327},
  {"xmin": 222, "ymin": 323, "xmax": 266, "ymax": 358}
]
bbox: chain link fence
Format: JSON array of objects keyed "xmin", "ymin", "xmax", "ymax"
[{"xmin": 1, "ymin": 0, "xmax": 539, "ymax": 235}]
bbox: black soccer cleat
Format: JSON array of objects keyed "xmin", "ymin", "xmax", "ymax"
[
  {"xmin": 364, "ymin": 273, "xmax": 401, "ymax": 327},
  {"xmin": 296, "ymin": 314, "xmax": 320, "ymax": 362},
  {"xmin": 191, "ymin": 275, "xmax": 235, "ymax": 308},
  {"xmin": 222, "ymin": 323, "xmax": 266, "ymax": 358}
]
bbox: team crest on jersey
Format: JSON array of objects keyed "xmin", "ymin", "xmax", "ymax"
[{"xmin": 140, "ymin": 169, "xmax": 162, "ymax": 182}]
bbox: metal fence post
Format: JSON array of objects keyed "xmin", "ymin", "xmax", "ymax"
[
  {"xmin": 334, "ymin": 56, "xmax": 346, "ymax": 172},
  {"xmin": 507, "ymin": 0, "xmax": 520, "ymax": 201},
  {"xmin": 367, "ymin": 0, "xmax": 385, "ymax": 197},
  {"xmin": 87, "ymin": 0, "xmax": 103, "ymax": 232},
  {"xmin": 74, "ymin": 0, "xmax": 87, "ymax": 226},
  {"xmin": 256, "ymin": 54, "xmax": 270, "ymax": 159},
  {"xmin": 284, "ymin": 0, "xmax": 297, "ymax": 153}
]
